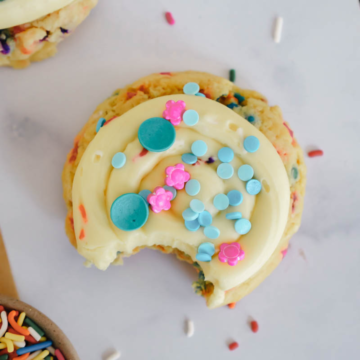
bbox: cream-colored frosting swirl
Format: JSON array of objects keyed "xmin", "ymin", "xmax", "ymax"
[
  {"xmin": 72, "ymin": 95, "xmax": 290, "ymax": 308},
  {"xmin": 0, "ymin": 0, "xmax": 75, "ymax": 28}
]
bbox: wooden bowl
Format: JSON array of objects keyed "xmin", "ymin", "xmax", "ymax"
[{"xmin": 0, "ymin": 294, "xmax": 80, "ymax": 360}]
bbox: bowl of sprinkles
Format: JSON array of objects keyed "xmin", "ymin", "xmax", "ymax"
[{"xmin": 0, "ymin": 295, "xmax": 79, "ymax": 360}]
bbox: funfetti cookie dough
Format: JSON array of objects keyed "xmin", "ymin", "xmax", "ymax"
[
  {"xmin": 0, "ymin": 0, "xmax": 98, "ymax": 69},
  {"xmin": 62, "ymin": 71, "xmax": 306, "ymax": 308}
]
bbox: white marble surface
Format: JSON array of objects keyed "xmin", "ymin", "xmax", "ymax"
[{"xmin": 1, "ymin": 0, "xmax": 360, "ymax": 359}]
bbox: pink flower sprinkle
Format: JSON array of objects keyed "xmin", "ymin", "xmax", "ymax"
[
  {"xmin": 147, "ymin": 187, "xmax": 173, "ymax": 213},
  {"xmin": 165, "ymin": 12, "xmax": 175, "ymax": 25},
  {"xmin": 165, "ymin": 163, "xmax": 190, "ymax": 190},
  {"xmin": 218, "ymin": 242, "xmax": 245, "ymax": 266},
  {"xmin": 163, "ymin": 100, "xmax": 186, "ymax": 126},
  {"xmin": 281, "ymin": 248, "xmax": 288, "ymax": 258}
]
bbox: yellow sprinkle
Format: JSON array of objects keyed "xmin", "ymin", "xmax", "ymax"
[
  {"xmin": 5, "ymin": 332, "xmax": 25, "ymax": 342},
  {"xmin": 17, "ymin": 312, "xmax": 26, "ymax": 326},
  {"xmin": 33, "ymin": 350, "xmax": 50, "ymax": 360},
  {"xmin": 0, "ymin": 343, "xmax": 6, "ymax": 349},
  {"xmin": 22, "ymin": 326, "xmax": 28, "ymax": 329},
  {"xmin": 40, "ymin": 336, "xmax": 47, "ymax": 342},
  {"xmin": 0, "ymin": 337, "xmax": 14, "ymax": 352}
]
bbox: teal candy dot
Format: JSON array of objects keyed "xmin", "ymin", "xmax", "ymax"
[
  {"xmin": 235, "ymin": 218, "xmax": 252, "ymax": 235},
  {"xmin": 217, "ymin": 163, "xmax": 234, "ymax": 179},
  {"xmin": 190, "ymin": 199, "xmax": 205, "ymax": 213},
  {"xmin": 213, "ymin": 194, "xmax": 229, "ymax": 210},
  {"xmin": 195, "ymin": 93, "xmax": 205, "ymax": 97},
  {"xmin": 238, "ymin": 164, "xmax": 254, "ymax": 181},
  {"xmin": 196, "ymin": 253, "xmax": 212, "ymax": 262},
  {"xmin": 183, "ymin": 82, "xmax": 200, "ymax": 95},
  {"xmin": 96, "ymin": 117, "xmax": 106, "ymax": 132},
  {"xmin": 247, "ymin": 115, "xmax": 255, "ymax": 123},
  {"xmin": 246, "ymin": 179, "xmax": 262, "ymax": 195},
  {"xmin": 291, "ymin": 167, "xmax": 299, "ymax": 180},
  {"xmin": 185, "ymin": 219, "xmax": 200, "ymax": 232},
  {"xmin": 138, "ymin": 117, "xmax": 176, "ymax": 152},
  {"xmin": 110, "ymin": 193, "xmax": 149, "ymax": 231},
  {"xmin": 181, "ymin": 153, "xmax": 197, "ymax": 164},
  {"xmin": 198, "ymin": 211, "xmax": 212, "ymax": 226},
  {"xmin": 198, "ymin": 242, "xmax": 215, "ymax": 255},
  {"xmin": 191, "ymin": 140, "xmax": 207, "ymax": 157},
  {"xmin": 182, "ymin": 208, "xmax": 199, "ymax": 221},
  {"xmin": 163, "ymin": 186, "xmax": 177, "ymax": 200},
  {"xmin": 111, "ymin": 152, "xmax": 126, "ymax": 168},
  {"xmin": 186, "ymin": 179, "xmax": 201, "ymax": 196},
  {"xmin": 227, "ymin": 190, "xmax": 243, "ymax": 206},
  {"xmin": 244, "ymin": 136, "xmax": 260, "ymax": 153},
  {"xmin": 204, "ymin": 226, "xmax": 220, "ymax": 239},
  {"xmin": 226, "ymin": 212, "xmax": 242, "ymax": 220},
  {"xmin": 218, "ymin": 147, "xmax": 234, "ymax": 163},
  {"xmin": 139, "ymin": 189, "xmax": 151, "ymax": 203},
  {"xmin": 183, "ymin": 110, "xmax": 199, "ymax": 126}
]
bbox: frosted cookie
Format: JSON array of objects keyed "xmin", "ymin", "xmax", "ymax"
[
  {"xmin": 62, "ymin": 71, "xmax": 306, "ymax": 308},
  {"xmin": 0, "ymin": 0, "xmax": 98, "ymax": 69}
]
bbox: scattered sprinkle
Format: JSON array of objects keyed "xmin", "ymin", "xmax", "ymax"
[
  {"xmin": 165, "ymin": 12, "xmax": 175, "ymax": 25},
  {"xmin": 182, "ymin": 208, "xmax": 199, "ymax": 221},
  {"xmin": 229, "ymin": 342, "xmax": 239, "ymax": 351},
  {"xmin": 198, "ymin": 211, "xmax": 213, "ymax": 227},
  {"xmin": 226, "ymin": 212, "xmax": 242, "ymax": 220},
  {"xmin": 219, "ymin": 242, "xmax": 245, "ymax": 266},
  {"xmin": 204, "ymin": 226, "xmax": 220, "ymax": 239},
  {"xmin": 183, "ymin": 109, "xmax": 199, "ymax": 126},
  {"xmin": 185, "ymin": 319, "xmax": 195, "ymax": 338},
  {"xmin": 234, "ymin": 93, "xmax": 245, "ymax": 103},
  {"xmin": 163, "ymin": 186, "xmax": 177, "ymax": 200},
  {"xmin": 217, "ymin": 163, "xmax": 234, "ymax": 179},
  {"xmin": 185, "ymin": 218, "xmax": 200, "ymax": 232},
  {"xmin": 182, "ymin": 153, "xmax": 198, "ymax": 165},
  {"xmin": 281, "ymin": 248, "xmax": 288, "ymax": 258},
  {"xmin": 251, "ymin": 320, "xmax": 259, "ymax": 333},
  {"xmin": 228, "ymin": 302, "xmax": 236, "ymax": 309},
  {"xmin": 244, "ymin": 136, "xmax": 260, "ymax": 153},
  {"xmin": 273, "ymin": 16, "xmax": 283, "ymax": 43},
  {"xmin": 148, "ymin": 187, "xmax": 173, "ymax": 213},
  {"xmin": 227, "ymin": 103, "xmax": 239, "ymax": 109},
  {"xmin": 246, "ymin": 179, "xmax": 262, "ymax": 195},
  {"xmin": 166, "ymin": 164, "xmax": 191, "ymax": 190},
  {"xmin": 218, "ymin": 147, "xmax": 234, "ymax": 163},
  {"xmin": 163, "ymin": 100, "xmax": 186, "ymax": 125},
  {"xmin": 308, "ymin": 149, "xmax": 323, "ymax": 157},
  {"xmin": 206, "ymin": 157, "xmax": 215, "ymax": 164},
  {"xmin": 183, "ymin": 82, "xmax": 200, "ymax": 95},
  {"xmin": 96, "ymin": 117, "xmax": 106, "ymax": 132},
  {"xmin": 213, "ymin": 194, "xmax": 229, "ymax": 210},
  {"xmin": 235, "ymin": 218, "xmax": 252, "ymax": 235},
  {"xmin": 185, "ymin": 179, "xmax": 201, "ymax": 196},
  {"xmin": 195, "ymin": 92, "xmax": 206, "ymax": 97},
  {"xmin": 229, "ymin": 69, "xmax": 236, "ymax": 82},
  {"xmin": 112, "ymin": 152, "xmax": 126, "ymax": 169},
  {"xmin": 191, "ymin": 140, "xmax": 207, "ymax": 157},
  {"xmin": 196, "ymin": 242, "xmax": 215, "ymax": 262},
  {"xmin": 238, "ymin": 164, "xmax": 254, "ymax": 181},
  {"xmin": 190, "ymin": 199, "xmax": 205, "ymax": 213},
  {"xmin": 105, "ymin": 350, "xmax": 121, "ymax": 360},
  {"xmin": 247, "ymin": 115, "xmax": 255, "ymax": 123},
  {"xmin": 139, "ymin": 189, "xmax": 152, "ymax": 202},
  {"xmin": 227, "ymin": 190, "xmax": 243, "ymax": 206}
]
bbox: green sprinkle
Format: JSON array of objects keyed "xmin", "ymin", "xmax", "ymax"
[
  {"xmin": 291, "ymin": 167, "xmax": 299, "ymax": 180},
  {"xmin": 0, "ymin": 354, "xmax": 9, "ymax": 360},
  {"xmin": 44, "ymin": 356, "xmax": 52, "ymax": 360},
  {"xmin": 229, "ymin": 69, "xmax": 236, "ymax": 82},
  {"xmin": 24, "ymin": 317, "xmax": 45, "ymax": 337}
]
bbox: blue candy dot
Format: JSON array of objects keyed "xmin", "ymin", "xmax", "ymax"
[
  {"xmin": 246, "ymin": 179, "xmax": 262, "ymax": 195},
  {"xmin": 227, "ymin": 103, "xmax": 239, "ymax": 109},
  {"xmin": 163, "ymin": 186, "xmax": 177, "ymax": 200},
  {"xmin": 235, "ymin": 218, "xmax": 252, "ymax": 235},
  {"xmin": 185, "ymin": 218, "xmax": 200, "ymax": 232},
  {"xmin": 182, "ymin": 208, "xmax": 199, "ymax": 221},
  {"xmin": 227, "ymin": 190, "xmax": 243, "ymax": 206},
  {"xmin": 204, "ymin": 226, "xmax": 220, "ymax": 239},
  {"xmin": 198, "ymin": 242, "xmax": 215, "ymax": 255},
  {"xmin": 238, "ymin": 164, "xmax": 254, "ymax": 181},
  {"xmin": 234, "ymin": 93, "xmax": 245, "ymax": 103},
  {"xmin": 198, "ymin": 211, "xmax": 213, "ymax": 226},
  {"xmin": 138, "ymin": 117, "xmax": 176, "ymax": 152},
  {"xmin": 218, "ymin": 147, "xmax": 234, "ymax": 163},
  {"xmin": 139, "ymin": 189, "xmax": 151, "ymax": 203},
  {"xmin": 244, "ymin": 136, "xmax": 260, "ymax": 153},
  {"xmin": 213, "ymin": 194, "xmax": 229, "ymax": 210},
  {"xmin": 217, "ymin": 163, "xmax": 234, "ymax": 179},
  {"xmin": 247, "ymin": 115, "xmax": 255, "ymax": 123},
  {"xmin": 183, "ymin": 110, "xmax": 199, "ymax": 126},
  {"xmin": 196, "ymin": 253, "xmax": 212, "ymax": 262},
  {"xmin": 195, "ymin": 92, "xmax": 205, "ymax": 97},
  {"xmin": 191, "ymin": 140, "xmax": 207, "ymax": 157},
  {"xmin": 185, "ymin": 179, "xmax": 201, "ymax": 196},
  {"xmin": 96, "ymin": 117, "xmax": 106, "ymax": 132},
  {"xmin": 226, "ymin": 212, "xmax": 242, "ymax": 220},
  {"xmin": 190, "ymin": 199, "xmax": 205, "ymax": 213},
  {"xmin": 111, "ymin": 193, "xmax": 149, "ymax": 231},
  {"xmin": 183, "ymin": 82, "xmax": 200, "ymax": 95},
  {"xmin": 111, "ymin": 152, "xmax": 126, "ymax": 168},
  {"xmin": 181, "ymin": 153, "xmax": 197, "ymax": 165}
]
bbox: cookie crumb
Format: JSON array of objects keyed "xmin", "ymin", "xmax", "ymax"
[
  {"xmin": 186, "ymin": 319, "xmax": 195, "ymax": 337},
  {"xmin": 106, "ymin": 350, "xmax": 121, "ymax": 360}
]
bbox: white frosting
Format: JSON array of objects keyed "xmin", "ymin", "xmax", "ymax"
[
  {"xmin": 72, "ymin": 95, "xmax": 290, "ymax": 307},
  {"xmin": 0, "ymin": 0, "xmax": 75, "ymax": 29}
]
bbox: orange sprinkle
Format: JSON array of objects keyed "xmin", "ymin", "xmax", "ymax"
[
  {"xmin": 229, "ymin": 342, "xmax": 239, "ymax": 351},
  {"xmin": 8, "ymin": 311, "xmax": 30, "ymax": 336},
  {"xmin": 251, "ymin": 320, "xmax": 259, "ymax": 333},
  {"xmin": 79, "ymin": 229, "xmax": 85, "ymax": 240},
  {"xmin": 14, "ymin": 354, "xmax": 30, "ymax": 360},
  {"xmin": 228, "ymin": 302, "xmax": 236, "ymax": 309},
  {"xmin": 126, "ymin": 92, "xmax": 136, "ymax": 100},
  {"xmin": 69, "ymin": 141, "xmax": 79, "ymax": 163},
  {"xmin": 308, "ymin": 149, "xmax": 323, "ymax": 157},
  {"xmin": 79, "ymin": 204, "xmax": 88, "ymax": 223}
]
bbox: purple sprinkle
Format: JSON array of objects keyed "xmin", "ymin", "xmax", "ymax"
[
  {"xmin": 0, "ymin": 39, "xmax": 10, "ymax": 55},
  {"xmin": 60, "ymin": 27, "xmax": 69, "ymax": 34},
  {"xmin": 206, "ymin": 157, "xmax": 215, "ymax": 164},
  {"xmin": 40, "ymin": 31, "xmax": 50, "ymax": 42}
]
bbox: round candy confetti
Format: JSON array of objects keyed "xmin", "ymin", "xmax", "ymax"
[
  {"xmin": 213, "ymin": 194, "xmax": 229, "ymax": 210},
  {"xmin": 182, "ymin": 208, "xmax": 199, "ymax": 221},
  {"xmin": 185, "ymin": 179, "xmax": 201, "ymax": 196},
  {"xmin": 185, "ymin": 219, "xmax": 200, "ymax": 232},
  {"xmin": 238, "ymin": 164, "xmax": 254, "ymax": 181},
  {"xmin": 218, "ymin": 147, "xmax": 234, "ymax": 163},
  {"xmin": 195, "ymin": 93, "xmax": 205, "ymax": 97},
  {"xmin": 247, "ymin": 115, "xmax": 255, "ymax": 123},
  {"xmin": 139, "ymin": 189, "xmax": 152, "ymax": 202},
  {"xmin": 190, "ymin": 199, "xmax": 205, "ymax": 213},
  {"xmin": 182, "ymin": 153, "xmax": 197, "ymax": 165},
  {"xmin": 196, "ymin": 242, "xmax": 215, "ymax": 262},
  {"xmin": 191, "ymin": 140, "xmax": 207, "ymax": 157},
  {"xmin": 227, "ymin": 190, "xmax": 243, "ymax": 206},
  {"xmin": 198, "ymin": 211, "xmax": 212, "ymax": 226},
  {"xmin": 138, "ymin": 117, "xmax": 176, "ymax": 152},
  {"xmin": 246, "ymin": 179, "xmax": 262, "ymax": 195},
  {"xmin": 244, "ymin": 136, "xmax": 260, "ymax": 153},
  {"xmin": 183, "ymin": 110, "xmax": 199, "ymax": 126},
  {"xmin": 111, "ymin": 193, "xmax": 149, "ymax": 231},
  {"xmin": 226, "ymin": 212, "xmax": 242, "ymax": 220},
  {"xmin": 235, "ymin": 218, "xmax": 252, "ymax": 235},
  {"xmin": 163, "ymin": 185, "xmax": 177, "ymax": 200},
  {"xmin": 217, "ymin": 163, "xmax": 234, "ymax": 179},
  {"xmin": 183, "ymin": 82, "xmax": 200, "ymax": 95},
  {"xmin": 111, "ymin": 152, "xmax": 126, "ymax": 168},
  {"xmin": 96, "ymin": 117, "xmax": 106, "ymax": 132},
  {"xmin": 196, "ymin": 253, "xmax": 212, "ymax": 262},
  {"xmin": 204, "ymin": 226, "xmax": 220, "ymax": 239}
]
